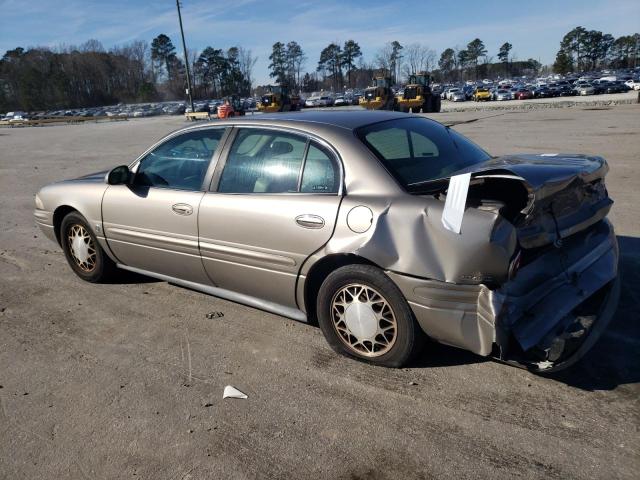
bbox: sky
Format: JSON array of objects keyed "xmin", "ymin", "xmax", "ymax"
[{"xmin": 1, "ymin": 0, "xmax": 638, "ymax": 85}]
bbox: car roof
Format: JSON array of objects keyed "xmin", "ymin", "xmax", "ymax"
[{"xmin": 187, "ymin": 110, "xmax": 414, "ymax": 132}]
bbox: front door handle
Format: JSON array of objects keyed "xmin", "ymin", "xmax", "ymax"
[
  {"xmin": 295, "ymin": 214, "xmax": 325, "ymax": 229},
  {"xmin": 172, "ymin": 203, "xmax": 193, "ymax": 216}
]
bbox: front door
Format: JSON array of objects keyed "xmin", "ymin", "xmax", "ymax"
[
  {"xmin": 103, "ymin": 127, "xmax": 226, "ymax": 284},
  {"xmin": 198, "ymin": 127, "xmax": 342, "ymax": 308}
]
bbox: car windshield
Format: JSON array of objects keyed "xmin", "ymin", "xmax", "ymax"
[{"xmin": 356, "ymin": 117, "xmax": 491, "ymax": 192}]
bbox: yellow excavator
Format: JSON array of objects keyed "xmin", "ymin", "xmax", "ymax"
[
  {"xmin": 257, "ymin": 85, "xmax": 300, "ymax": 113},
  {"xmin": 396, "ymin": 72, "xmax": 441, "ymax": 113},
  {"xmin": 359, "ymin": 72, "xmax": 396, "ymax": 110}
]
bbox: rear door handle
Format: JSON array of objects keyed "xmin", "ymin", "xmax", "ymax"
[
  {"xmin": 295, "ymin": 214, "xmax": 325, "ymax": 229},
  {"xmin": 172, "ymin": 203, "xmax": 193, "ymax": 216}
]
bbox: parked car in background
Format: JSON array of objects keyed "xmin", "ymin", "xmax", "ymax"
[
  {"xmin": 472, "ymin": 88, "xmax": 491, "ymax": 101},
  {"xmin": 513, "ymin": 88, "xmax": 533, "ymax": 100},
  {"xmin": 533, "ymin": 86, "xmax": 555, "ymax": 98},
  {"xmin": 444, "ymin": 88, "xmax": 461, "ymax": 100},
  {"xmin": 316, "ymin": 96, "xmax": 334, "ymax": 107},
  {"xmin": 576, "ymin": 84, "xmax": 596, "ymax": 95},
  {"xmin": 3, "ymin": 111, "xmax": 27, "ymax": 121},
  {"xmin": 625, "ymin": 79, "xmax": 640, "ymax": 90},
  {"xmin": 494, "ymin": 89, "xmax": 513, "ymax": 101},
  {"xmin": 450, "ymin": 91, "xmax": 466, "ymax": 102},
  {"xmin": 333, "ymin": 96, "xmax": 349, "ymax": 107},
  {"xmin": 305, "ymin": 97, "xmax": 319, "ymax": 108},
  {"xmin": 6, "ymin": 111, "xmax": 28, "ymax": 121},
  {"xmin": 558, "ymin": 84, "xmax": 578, "ymax": 96},
  {"xmin": 33, "ymin": 111, "xmax": 620, "ymax": 372}
]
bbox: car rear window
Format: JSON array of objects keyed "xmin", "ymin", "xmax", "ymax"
[{"xmin": 356, "ymin": 117, "xmax": 491, "ymax": 191}]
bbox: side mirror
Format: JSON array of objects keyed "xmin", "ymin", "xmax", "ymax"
[{"xmin": 106, "ymin": 165, "xmax": 131, "ymax": 185}]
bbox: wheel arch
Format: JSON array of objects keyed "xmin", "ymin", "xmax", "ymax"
[
  {"xmin": 301, "ymin": 253, "xmax": 380, "ymax": 325},
  {"xmin": 52, "ymin": 205, "xmax": 79, "ymax": 245}
]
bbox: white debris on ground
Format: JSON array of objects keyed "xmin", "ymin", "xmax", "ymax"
[{"xmin": 223, "ymin": 385, "xmax": 248, "ymax": 399}]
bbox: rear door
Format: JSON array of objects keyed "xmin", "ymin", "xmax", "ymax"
[
  {"xmin": 198, "ymin": 127, "xmax": 343, "ymax": 308},
  {"xmin": 102, "ymin": 127, "xmax": 227, "ymax": 283}
]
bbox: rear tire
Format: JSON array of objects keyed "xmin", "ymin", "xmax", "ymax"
[
  {"xmin": 432, "ymin": 96, "xmax": 441, "ymax": 112},
  {"xmin": 316, "ymin": 264, "xmax": 425, "ymax": 367},
  {"xmin": 60, "ymin": 212, "xmax": 117, "ymax": 283}
]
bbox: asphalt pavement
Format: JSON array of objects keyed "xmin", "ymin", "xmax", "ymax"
[{"xmin": 0, "ymin": 105, "xmax": 638, "ymax": 479}]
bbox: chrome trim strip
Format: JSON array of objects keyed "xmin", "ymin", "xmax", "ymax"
[
  {"xmin": 106, "ymin": 238, "xmax": 202, "ymax": 258},
  {"xmin": 201, "ymin": 255, "xmax": 298, "ymax": 276},
  {"xmin": 35, "ymin": 220, "xmax": 54, "ymax": 229},
  {"xmin": 106, "ymin": 227, "xmax": 199, "ymax": 249},
  {"xmin": 199, "ymin": 241, "xmax": 297, "ymax": 266},
  {"xmin": 116, "ymin": 264, "xmax": 308, "ymax": 322}
]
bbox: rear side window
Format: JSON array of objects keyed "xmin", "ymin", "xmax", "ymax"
[
  {"xmin": 217, "ymin": 129, "xmax": 339, "ymax": 194},
  {"xmin": 134, "ymin": 129, "xmax": 223, "ymax": 191},
  {"xmin": 356, "ymin": 117, "xmax": 490, "ymax": 190},
  {"xmin": 300, "ymin": 143, "xmax": 339, "ymax": 193}
]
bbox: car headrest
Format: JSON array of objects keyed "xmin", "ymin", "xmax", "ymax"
[{"xmin": 269, "ymin": 141, "xmax": 293, "ymax": 156}]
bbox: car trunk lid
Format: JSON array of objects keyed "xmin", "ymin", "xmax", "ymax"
[{"xmin": 462, "ymin": 153, "xmax": 613, "ymax": 249}]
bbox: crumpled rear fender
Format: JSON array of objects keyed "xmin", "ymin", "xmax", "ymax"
[{"xmin": 301, "ymin": 194, "xmax": 517, "ymax": 285}]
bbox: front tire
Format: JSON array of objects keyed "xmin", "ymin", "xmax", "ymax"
[
  {"xmin": 60, "ymin": 212, "xmax": 117, "ymax": 283},
  {"xmin": 316, "ymin": 265, "xmax": 425, "ymax": 367}
]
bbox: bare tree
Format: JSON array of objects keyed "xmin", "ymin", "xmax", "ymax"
[
  {"xmin": 238, "ymin": 47, "xmax": 257, "ymax": 91},
  {"xmin": 402, "ymin": 43, "xmax": 436, "ymax": 78},
  {"xmin": 375, "ymin": 43, "xmax": 393, "ymax": 71},
  {"xmin": 80, "ymin": 39, "xmax": 105, "ymax": 53}
]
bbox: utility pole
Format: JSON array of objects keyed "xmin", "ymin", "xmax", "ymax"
[{"xmin": 176, "ymin": 0, "xmax": 194, "ymax": 113}]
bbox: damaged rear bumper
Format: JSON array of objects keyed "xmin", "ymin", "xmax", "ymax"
[{"xmin": 388, "ymin": 219, "xmax": 620, "ymax": 372}]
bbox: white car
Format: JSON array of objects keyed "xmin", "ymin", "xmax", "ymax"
[
  {"xmin": 333, "ymin": 96, "xmax": 348, "ymax": 107},
  {"xmin": 5, "ymin": 111, "xmax": 27, "ymax": 122},
  {"xmin": 624, "ymin": 79, "xmax": 640, "ymax": 91},
  {"xmin": 304, "ymin": 97, "xmax": 318, "ymax": 108},
  {"xmin": 446, "ymin": 88, "xmax": 461, "ymax": 100},
  {"xmin": 316, "ymin": 96, "xmax": 333, "ymax": 107},
  {"xmin": 450, "ymin": 91, "xmax": 466, "ymax": 102}
]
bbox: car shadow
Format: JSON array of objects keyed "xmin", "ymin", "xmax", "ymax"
[
  {"xmin": 412, "ymin": 341, "xmax": 488, "ymax": 369},
  {"xmin": 107, "ymin": 269, "xmax": 161, "ymax": 285}
]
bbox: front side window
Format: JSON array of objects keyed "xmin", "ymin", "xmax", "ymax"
[
  {"xmin": 356, "ymin": 117, "xmax": 490, "ymax": 191},
  {"xmin": 217, "ymin": 128, "xmax": 340, "ymax": 194},
  {"xmin": 134, "ymin": 129, "xmax": 224, "ymax": 190}
]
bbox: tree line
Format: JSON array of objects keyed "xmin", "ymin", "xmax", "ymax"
[
  {"xmin": 1, "ymin": 26, "xmax": 638, "ymax": 111},
  {"xmin": 553, "ymin": 27, "xmax": 639, "ymax": 74},
  {"xmin": 0, "ymin": 34, "xmax": 256, "ymax": 112}
]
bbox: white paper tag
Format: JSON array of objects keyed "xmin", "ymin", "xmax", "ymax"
[{"xmin": 441, "ymin": 173, "xmax": 471, "ymax": 234}]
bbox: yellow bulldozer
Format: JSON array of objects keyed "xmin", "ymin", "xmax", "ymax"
[
  {"xmin": 396, "ymin": 72, "xmax": 441, "ymax": 113},
  {"xmin": 359, "ymin": 71, "xmax": 441, "ymax": 113},
  {"xmin": 359, "ymin": 73, "xmax": 396, "ymax": 110},
  {"xmin": 257, "ymin": 85, "xmax": 300, "ymax": 113}
]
